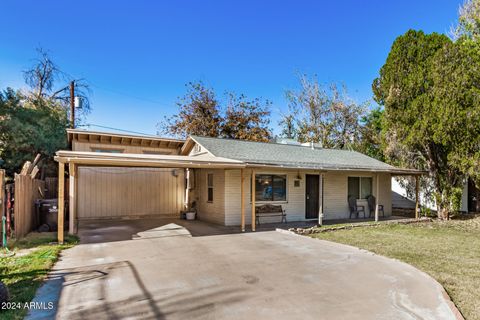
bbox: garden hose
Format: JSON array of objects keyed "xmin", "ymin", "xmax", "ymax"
[{"xmin": 2, "ymin": 215, "xmax": 6, "ymax": 248}]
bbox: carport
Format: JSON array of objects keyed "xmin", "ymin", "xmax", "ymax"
[{"xmin": 54, "ymin": 151, "xmax": 245, "ymax": 243}]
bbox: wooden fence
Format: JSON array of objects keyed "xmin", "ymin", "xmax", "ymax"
[
  {"xmin": 45, "ymin": 177, "xmax": 58, "ymax": 199},
  {"xmin": 14, "ymin": 174, "xmax": 45, "ymax": 239}
]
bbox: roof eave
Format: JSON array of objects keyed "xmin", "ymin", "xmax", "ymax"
[{"xmin": 243, "ymin": 162, "xmax": 426, "ymax": 175}]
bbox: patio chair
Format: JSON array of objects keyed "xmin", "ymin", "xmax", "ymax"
[
  {"xmin": 348, "ymin": 196, "xmax": 365, "ymax": 219},
  {"xmin": 367, "ymin": 195, "xmax": 384, "ymax": 218}
]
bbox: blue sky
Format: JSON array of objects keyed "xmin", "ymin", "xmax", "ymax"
[{"xmin": 0, "ymin": 0, "xmax": 462, "ymax": 136}]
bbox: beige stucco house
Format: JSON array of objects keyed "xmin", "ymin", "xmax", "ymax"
[{"xmin": 54, "ymin": 129, "xmax": 422, "ymax": 242}]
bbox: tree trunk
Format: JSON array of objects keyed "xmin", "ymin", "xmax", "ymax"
[{"xmin": 437, "ymin": 207, "xmax": 449, "ymax": 220}]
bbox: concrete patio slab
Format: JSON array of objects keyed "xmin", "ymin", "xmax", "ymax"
[{"xmin": 28, "ymin": 219, "xmax": 457, "ymax": 320}]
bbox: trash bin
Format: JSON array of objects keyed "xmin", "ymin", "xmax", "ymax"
[{"xmin": 35, "ymin": 199, "xmax": 61, "ymax": 232}]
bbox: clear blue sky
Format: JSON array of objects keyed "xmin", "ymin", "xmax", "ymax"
[{"xmin": 0, "ymin": 0, "xmax": 462, "ymax": 136}]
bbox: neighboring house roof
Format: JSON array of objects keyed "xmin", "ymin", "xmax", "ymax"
[
  {"xmin": 187, "ymin": 136, "xmax": 423, "ymax": 174},
  {"xmin": 392, "ymin": 191, "xmax": 416, "ymax": 209}
]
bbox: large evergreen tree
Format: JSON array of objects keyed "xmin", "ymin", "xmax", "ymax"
[{"xmin": 373, "ymin": 30, "xmax": 480, "ymax": 218}]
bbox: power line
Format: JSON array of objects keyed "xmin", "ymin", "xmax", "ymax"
[
  {"xmin": 88, "ymin": 82, "xmax": 169, "ymax": 106},
  {"xmin": 78, "ymin": 123, "xmax": 155, "ymax": 136}
]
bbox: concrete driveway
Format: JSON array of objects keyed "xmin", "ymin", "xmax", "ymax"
[{"xmin": 28, "ymin": 219, "xmax": 458, "ymax": 320}]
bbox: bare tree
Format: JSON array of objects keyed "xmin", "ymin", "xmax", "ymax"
[
  {"xmin": 450, "ymin": 0, "xmax": 480, "ymax": 41},
  {"xmin": 23, "ymin": 48, "xmax": 59, "ymax": 98},
  {"xmin": 278, "ymin": 113, "xmax": 297, "ymax": 139},
  {"xmin": 23, "ymin": 48, "xmax": 91, "ymax": 122},
  {"xmin": 284, "ymin": 74, "xmax": 367, "ymax": 149}
]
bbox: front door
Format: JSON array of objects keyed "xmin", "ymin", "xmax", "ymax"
[{"xmin": 305, "ymin": 175, "xmax": 320, "ymax": 219}]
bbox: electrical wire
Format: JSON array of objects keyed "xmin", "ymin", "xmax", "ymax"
[
  {"xmin": 89, "ymin": 82, "xmax": 168, "ymax": 106},
  {"xmin": 77, "ymin": 123, "xmax": 154, "ymax": 136}
]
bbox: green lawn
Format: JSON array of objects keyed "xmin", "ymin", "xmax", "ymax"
[
  {"xmin": 0, "ymin": 233, "xmax": 77, "ymax": 320},
  {"xmin": 309, "ymin": 216, "xmax": 480, "ymax": 320}
]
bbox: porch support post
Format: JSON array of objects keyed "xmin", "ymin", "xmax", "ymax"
[
  {"xmin": 251, "ymin": 169, "xmax": 256, "ymax": 231},
  {"xmin": 185, "ymin": 168, "xmax": 190, "ymax": 209},
  {"xmin": 415, "ymin": 175, "xmax": 419, "ymax": 220},
  {"xmin": 58, "ymin": 162, "xmax": 65, "ymax": 244},
  {"xmin": 68, "ymin": 163, "xmax": 76, "ymax": 235},
  {"xmin": 241, "ymin": 168, "xmax": 245, "ymax": 232},
  {"xmin": 318, "ymin": 172, "xmax": 323, "ymax": 226},
  {"xmin": 375, "ymin": 173, "xmax": 380, "ymax": 222}
]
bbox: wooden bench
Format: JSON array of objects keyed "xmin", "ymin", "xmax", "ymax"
[{"xmin": 255, "ymin": 204, "xmax": 287, "ymax": 225}]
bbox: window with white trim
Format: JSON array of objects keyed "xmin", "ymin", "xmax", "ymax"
[{"xmin": 207, "ymin": 173, "xmax": 214, "ymax": 202}]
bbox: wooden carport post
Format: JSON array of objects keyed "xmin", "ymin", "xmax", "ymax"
[
  {"xmin": 415, "ymin": 175, "xmax": 420, "ymax": 220},
  {"xmin": 69, "ymin": 163, "xmax": 76, "ymax": 234},
  {"xmin": 241, "ymin": 168, "xmax": 245, "ymax": 232},
  {"xmin": 58, "ymin": 162, "xmax": 65, "ymax": 244},
  {"xmin": 251, "ymin": 169, "xmax": 256, "ymax": 232}
]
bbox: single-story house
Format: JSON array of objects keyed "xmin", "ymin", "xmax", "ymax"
[{"xmin": 54, "ymin": 129, "xmax": 423, "ymax": 242}]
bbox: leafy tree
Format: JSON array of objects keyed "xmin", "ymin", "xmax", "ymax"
[
  {"xmin": 373, "ymin": 29, "xmax": 480, "ymax": 219},
  {"xmin": 358, "ymin": 107, "xmax": 384, "ymax": 161},
  {"xmin": 284, "ymin": 75, "xmax": 367, "ymax": 149},
  {"xmin": 159, "ymin": 81, "xmax": 222, "ymax": 138},
  {"xmin": 222, "ymin": 93, "xmax": 271, "ymax": 142},
  {"xmin": 0, "ymin": 88, "xmax": 68, "ymax": 177},
  {"xmin": 160, "ymin": 82, "xmax": 272, "ymax": 142}
]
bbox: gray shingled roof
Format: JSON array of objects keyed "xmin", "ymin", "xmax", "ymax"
[{"xmin": 191, "ymin": 136, "xmax": 417, "ymax": 173}]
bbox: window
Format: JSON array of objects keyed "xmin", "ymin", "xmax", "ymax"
[
  {"xmin": 348, "ymin": 177, "xmax": 372, "ymax": 199},
  {"xmin": 255, "ymin": 174, "xmax": 287, "ymax": 201},
  {"xmin": 142, "ymin": 150, "xmax": 171, "ymax": 155},
  {"xmin": 207, "ymin": 173, "xmax": 214, "ymax": 202},
  {"xmin": 91, "ymin": 148, "xmax": 123, "ymax": 153}
]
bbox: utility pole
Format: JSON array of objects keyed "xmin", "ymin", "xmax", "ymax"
[{"xmin": 70, "ymin": 81, "xmax": 75, "ymax": 129}]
